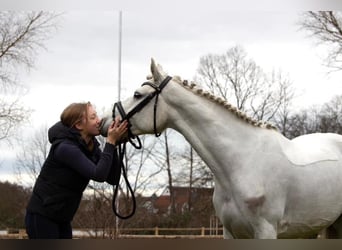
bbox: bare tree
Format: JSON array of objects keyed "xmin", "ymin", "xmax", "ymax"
[
  {"xmin": 173, "ymin": 144, "xmax": 214, "ymax": 211},
  {"xmin": 74, "ymin": 183, "xmax": 116, "ymax": 238},
  {"xmin": 131, "ymin": 129, "xmax": 180, "ymax": 216},
  {"xmin": 285, "ymin": 107, "xmax": 321, "ymax": 139},
  {"xmin": 196, "ymin": 46, "xmax": 265, "ymax": 111},
  {"xmin": 163, "ymin": 131, "xmax": 176, "ymax": 215},
  {"xmin": 270, "ymin": 71, "xmax": 296, "ymax": 136},
  {"xmin": 0, "ymin": 181, "xmax": 31, "ymax": 229},
  {"xmin": 175, "ymin": 145, "xmax": 213, "ymax": 188},
  {"xmin": 0, "ymin": 92, "xmax": 28, "ymax": 141},
  {"xmin": 299, "ymin": 11, "xmax": 342, "ymax": 71},
  {"xmin": 318, "ymin": 95, "xmax": 342, "ymax": 134},
  {"xmin": 125, "ymin": 135, "xmax": 163, "ymax": 194},
  {"xmin": 285, "ymin": 95, "xmax": 342, "ymax": 139},
  {"xmin": 196, "ymin": 45, "xmax": 295, "ymax": 124},
  {"xmin": 0, "ymin": 11, "xmax": 59, "ymax": 141},
  {"xmin": 109, "ymin": 134, "xmax": 166, "ymax": 228},
  {"xmin": 15, "ymin": 124, "xmax": 50, "ymax": 186}
]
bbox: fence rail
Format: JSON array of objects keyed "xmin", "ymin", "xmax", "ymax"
[
  {"xmin": 117, "ymin": 227, "xmax": 223, "ymax": 238},
  {"xmin": 0, "ymin": 227, "xmax": 224, "ymax": 239}
]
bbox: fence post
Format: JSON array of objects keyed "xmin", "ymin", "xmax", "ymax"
[
  {"xmin": 155, "ymin": 227, "xmax": 159, "ymax": 236},
  {"xmin": 19, "ymin": 229, "xmax": 27, "ymax": 239},
  {"xmin": 201, "ymin": 227, "xmax": 205, "ymax": 236}
]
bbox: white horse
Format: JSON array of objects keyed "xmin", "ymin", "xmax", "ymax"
[{"xmin": 101, "ymin": 59, "xmax": 342, "ymax": 239}]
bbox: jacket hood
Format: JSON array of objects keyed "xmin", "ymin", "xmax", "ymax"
[
  {"xmin": 48, "ymin": 121, "xmax": 100, "ymax": 152},
  {"xmin": 48, "ymin": 121, "xmax": 81, "ymax": 144}
]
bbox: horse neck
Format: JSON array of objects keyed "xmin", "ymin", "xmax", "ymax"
[{"xmin": 164, "ymin": 83, "xmax": 259, "ymax": 174}]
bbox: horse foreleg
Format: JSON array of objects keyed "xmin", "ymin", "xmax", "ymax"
[
  {"xmin": 244, "ymin": 195, "xmax": 278, "ymax": 239},
  {"xmin": 223, "ymin": 227, "xmax": 234, "ymax": 239},
  {"xmin": 251, "ymin": 217, "xmax": 277, "ymax": 239},
  {"xmin": 326, "ymin": 214, "xmax": 342, "ymax": 238}
]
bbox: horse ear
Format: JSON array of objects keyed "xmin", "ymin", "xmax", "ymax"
[{"xmin": 150, "ymin": 58, "xmax": 165, "ymax": 83}]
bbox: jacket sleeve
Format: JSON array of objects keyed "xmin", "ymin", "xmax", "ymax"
[
  {"xmin": 106, "ymin": 149, "xmax": 121, "ymax": 185},
  {"xmin": 54, "ymin": 141, "xmax": 117, "ymax": 182}
]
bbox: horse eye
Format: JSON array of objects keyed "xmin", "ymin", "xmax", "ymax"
[{"xmin": 134, "ymin": 91, "xmax": 142, "ymax": 99}]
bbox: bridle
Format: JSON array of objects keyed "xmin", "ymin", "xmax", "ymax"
[
  {"xmin": 111, "ymin": 75, "xmax": 172, "ymax": 219},
  {"xmin": 114, "ymin": 75, "xmax": 172, "ymax": 147}
]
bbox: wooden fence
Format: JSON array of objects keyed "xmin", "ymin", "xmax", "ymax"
[
  {"xmin": 115, "ymin": 227, "xmax": 224, "ymax": 239},
  {"xmin": 0, "ymin": 227, "xmax": 329, "ymax": 239},
  {"xmin": 0, "ymin": 227, "xmax": 224, "ymax": 239}
]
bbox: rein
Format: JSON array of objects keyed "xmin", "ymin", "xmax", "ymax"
[{"xmin": 111, "ymin": 76, "xmax": 172, "ymax": 219}]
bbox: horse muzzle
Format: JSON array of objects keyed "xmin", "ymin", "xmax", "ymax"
[{"xmin": 99, "ymin": 117, "xmax": 112, "ymax": 137}]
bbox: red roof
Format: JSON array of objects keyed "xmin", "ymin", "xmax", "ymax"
[{"xmin": 151, "ymin": 186, "xmax": 213, "ymax": 214}]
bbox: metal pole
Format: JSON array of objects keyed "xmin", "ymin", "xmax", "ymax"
[
  {"xmin": 118, "ymin": 10, "xmax": 122, "ymax": 101},
  {"xmin": 115, "ymin": 10, "xmax": 122, "ymax": 238}
]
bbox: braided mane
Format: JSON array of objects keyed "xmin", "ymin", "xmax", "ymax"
[{"xmin": 171, "ymin": 76, "xmax": 278, "ymax": 130}]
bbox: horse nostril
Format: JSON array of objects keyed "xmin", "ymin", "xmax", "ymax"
[{"xmin": 99, "ymin": 118, "xmax": 105, "ymax": 128}]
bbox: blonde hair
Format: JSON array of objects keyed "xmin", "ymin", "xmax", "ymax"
[{"xmin": 60, "ymin": 102, "xmax": 92, "ymax": 128}]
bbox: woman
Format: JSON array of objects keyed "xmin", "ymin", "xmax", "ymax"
[{"xmin": 25, "ymin": 102, "xmax": 128, "ymax": 239}]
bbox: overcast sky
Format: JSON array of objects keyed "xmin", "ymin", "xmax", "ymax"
[
  {"xmin": 22, "ymin": 11, "xmax": 342, "ymax": 124},
  {"xmin": 2, "ymin": 9, "xmax": 342, "ymax": 184}
]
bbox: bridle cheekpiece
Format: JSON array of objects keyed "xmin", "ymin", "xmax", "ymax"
[{"xmin": 112, "ymin": 75, "xmax": 172, "ymax": 149}]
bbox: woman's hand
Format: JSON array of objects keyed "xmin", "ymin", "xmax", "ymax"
[{"xmin": 106, "ymin": 117, "xmax": 128, "ymax": 145}]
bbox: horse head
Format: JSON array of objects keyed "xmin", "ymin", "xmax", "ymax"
[{"xmin": 100, "ymin": 58, "xmax": 171, "ymax": 139}]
